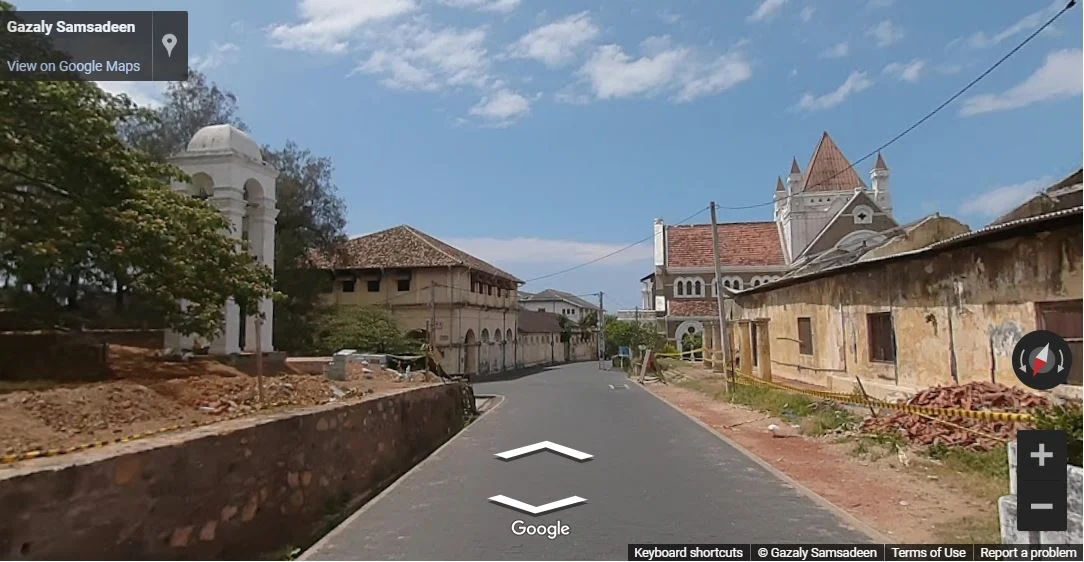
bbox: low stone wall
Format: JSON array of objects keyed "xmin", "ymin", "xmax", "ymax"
[{"xmin": 0, "ymin": 384, "xmax": 465, "ymax": 560}]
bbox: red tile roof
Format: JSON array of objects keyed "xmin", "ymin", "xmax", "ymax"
[
  {"xmin": 308, "ymin": 225, "xmax": 522, "ymax": 283},
  {"xmin": 669, "ymin": 300, "xmax": 718, "ymax": 317},
  {"xmin": 803, "ymin": 132, "xmax": 867, "ymax": 192},
  {"xmin": 666, "ymin": 222, "xmax": 786, "ymax": 267}
]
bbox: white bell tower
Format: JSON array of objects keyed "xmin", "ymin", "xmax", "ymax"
[{"xmin": 164, "ymin": 124, "xmax": 279, "ymax": 354}]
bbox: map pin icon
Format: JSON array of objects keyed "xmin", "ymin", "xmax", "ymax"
[{"xmin": 162, "ymin": 33, "xmax": 177, "ymax": 58}]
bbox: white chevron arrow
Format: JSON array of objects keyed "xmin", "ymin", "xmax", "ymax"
[
  {"xmin": 488, "ymin": 495, "xmax": 587, "ymax": 515},
  {"xmin": 494, "ymin": 441, "xmax": 593, "ymax": 461}
]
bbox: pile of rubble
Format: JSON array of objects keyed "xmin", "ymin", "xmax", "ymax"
[{"xmin": 861, "ymin": 382, "xmax": 1049, "ymax": 450}]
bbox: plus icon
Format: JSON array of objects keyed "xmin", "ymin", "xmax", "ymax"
[{"xmin": 1030, "ymin": 442, "xmax": 1054, "ymax": 467}]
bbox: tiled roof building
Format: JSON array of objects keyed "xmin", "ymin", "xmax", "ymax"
[{"xmin": 638, "ymin": 132, "xmax": 898, "ymax": 352}]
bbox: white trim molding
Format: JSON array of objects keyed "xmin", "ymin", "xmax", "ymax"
[{"xmin": 673, "ymin": 276, "xmax": 707, "ymax": 298}]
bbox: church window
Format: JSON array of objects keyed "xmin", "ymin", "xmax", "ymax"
[
  {"xmin": 685, "ymin": 280, "xmax": 693, "ymax": 295},
  {"xmin": 853, "ymin": 205, "xmax": 874, "ymax": 225},
  {"xmin": 676, "ymin": 281, "xmax": 684, "ymax": 296},
  {"xmin": 723, "ymin": 280, "xmax": 732, "ymax": 289},
  {"xmin": 694, "ymin": 280, "xmax": 702, "ymax": 295}
]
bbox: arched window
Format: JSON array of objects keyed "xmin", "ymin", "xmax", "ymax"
[
  {"xmin": 694, "ymin": 280, "xmax": 702, "ymax": 295},
  {"xmin": 732, "ymin": 278, "xmax": 743, "ymax": 290},
  {"xmin": 753, "ymin": 279, "xmax": 761, "ymax": 287},
  {"xmin": 684, "ymin": 280, "xmax": 692, "ymax": 295},
  {"xmin": 676, "ymin": 281, "xmax": 684, "ymax": 296},
  {"xmin": 723, "ymin": 279, "xmax": 732, "ymax": 289},
  {"xmin": 481, "ymin": 329, "xmax": 489, "ymax": 342}
]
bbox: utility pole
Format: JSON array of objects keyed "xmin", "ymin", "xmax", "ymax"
[
  {"xmin": 709, "ymin": 202, "xmax": 731, "ymax": 384},
  {"xmin": 597, "ymin": 291, "xmax": 604, "ymax": 369},
  {"xmin": 254, "ymin": 314, "xmax": 264, "ymax": 405},
  {"xmin": 429, "ymin": 282, "xmax": 437, "ymax": 349}
]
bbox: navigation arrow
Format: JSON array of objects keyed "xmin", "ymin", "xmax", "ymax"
[
  {"xmin": 488, "ymin": 494, "xmax": 587, "ymax": 515},
  {"xmin": 494, "ymin": 441, "xmax": 593, "ymax": 462}
]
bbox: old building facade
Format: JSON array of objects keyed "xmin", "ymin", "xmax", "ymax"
[
  {"xmin": 728, "ymin": 173, "xmax": 1083, "ymax": 398},
  {"xmin": 640, "ymin": 132, "xmax": 898, "ymax": 352},
  {"xmin": 311, "ymin": 225, "xmax": 522, "ymax": 377}
]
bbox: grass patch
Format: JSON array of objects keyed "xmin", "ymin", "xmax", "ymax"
[
  {"xmin": 675, "ymin": 378, "xmax": 856, "ymax": 437},
  {"xmin": 933, "ymin": 514, "xmax": 1001, "ymax": 544}
]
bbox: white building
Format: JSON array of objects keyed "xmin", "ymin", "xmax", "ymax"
[{"xmin": 519, "ymin": 289, "xmax": 600, "ymax": 325}]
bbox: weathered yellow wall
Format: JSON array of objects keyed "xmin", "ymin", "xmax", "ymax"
[{"xmin": 735, "ymin": 226, "xmax": 1082, "ymax": 396}]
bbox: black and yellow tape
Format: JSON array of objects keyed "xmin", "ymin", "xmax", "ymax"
[
  {"xmin": 0, "ymin": 398, "xmax": 320, "ymax": 466},
  {"xmin": 735, "ymin": 374, "xmax": 1034, "ymax": 423}
]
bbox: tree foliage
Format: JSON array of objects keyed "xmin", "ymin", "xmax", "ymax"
[
  {"xmin": 263, "ymin": 143, "xmax": 347, "ymax": 353},
  {"xmin": 602, "ymin": 315, "xmax": 665, "ymax": 357},
  {"xmin": 312, "ymin": 306, "xmax": 419, "ymax": 356},
  {"xmin": 120, "ymin": 70, "xmax": 247, "ymax": 160},
  {"xmin": 0, "ymin": 10, "xmax": 275, "ymax": 337}
]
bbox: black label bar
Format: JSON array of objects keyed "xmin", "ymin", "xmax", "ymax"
[{"xmin": 627, "ymin": 544, "xmax": 1084, "ymax": 561}]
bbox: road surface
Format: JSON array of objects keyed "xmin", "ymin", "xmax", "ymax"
[{"xmin": 303, "ymin": 362, "xmax": 873, "ymax": 560}]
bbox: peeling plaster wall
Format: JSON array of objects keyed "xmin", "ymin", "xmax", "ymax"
[{"xmin": 734, "ymin": 226, "xmax": 1082, "ymax": 395}]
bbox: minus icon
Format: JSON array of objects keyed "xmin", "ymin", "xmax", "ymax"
[{"xmin": 1030, "ymin": 503, "xmax": 1054, "ymax": 510}]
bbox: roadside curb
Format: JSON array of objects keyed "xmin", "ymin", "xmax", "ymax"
[
  {"xmin": 635, "ymin": 381, "xmax": 893, "ymax": 544},
  {"xmin": 299, "ymin": 393, "xmax": 507, "ymax": 560}
]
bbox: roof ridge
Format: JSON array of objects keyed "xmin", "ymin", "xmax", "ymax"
[{"xmin": 402, "ymin": 225, "xmax": 465, "ymax": 267}]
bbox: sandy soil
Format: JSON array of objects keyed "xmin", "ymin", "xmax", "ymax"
[
  {"xmin": 645, "ymin": 367, "xmax": 1004, "ymax": 544},
  {"xmin": 0, "ymin": 346, "xmax": 433, "ymax": 455}
]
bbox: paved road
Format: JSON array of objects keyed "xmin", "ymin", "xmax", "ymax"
[{"xmin": 304, "ymin": 363, "xmax": 873, "ymax": 560}]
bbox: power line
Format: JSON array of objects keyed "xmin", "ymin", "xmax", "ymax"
[
  {"xmin": 521, "ymin": 205, "xmax": 711, "ymax": 284},
  {"xmin": 717, "ymin": 0, "xmax": 1078, "ymax": 211}
]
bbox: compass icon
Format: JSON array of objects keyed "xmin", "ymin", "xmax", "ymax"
[{"xmin": 1012, "ymin": 330, "xmax": 1073, "ymax": 390}]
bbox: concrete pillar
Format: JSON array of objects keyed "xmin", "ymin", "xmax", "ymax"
[
  {"xmin": 244, "ymin": 202, "xmax": 277, "ymax": 352},
  {"xmin": 754, "ymin": 318, "xmax": 772, "ymax": 382},
  {"xmin": 210, "ymin": 191, "xmax": 246, "ymax": 355},
  {"xmin": 737, "ymin": 319, "xmax": 753, "ymax": 378},
  {"xmin": 702, "ymin": 322, "xmax": 714, "ymax": 365}
]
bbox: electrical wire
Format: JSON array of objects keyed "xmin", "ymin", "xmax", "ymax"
[
  {"xmin": 521, "ymin": 205, "xmax": 710, "ymax": 284},
  {"xmin": 716, "ymin": 0, "xmax": 1078, "ymax": 211}
]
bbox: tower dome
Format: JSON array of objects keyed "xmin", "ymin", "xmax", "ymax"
[{"xmin": 186, "ymin": 124, "xmax": 262, "ymax": 161}]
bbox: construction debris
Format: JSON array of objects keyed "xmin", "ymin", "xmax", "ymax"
[{"xmin": 861, "ymin": 382, "xmax": 1049, "ymax": 450}]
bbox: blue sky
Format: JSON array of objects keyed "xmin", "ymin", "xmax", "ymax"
[{"xmin": 25, "ymin": 0, "xmax": 1084, "ymax": 311}]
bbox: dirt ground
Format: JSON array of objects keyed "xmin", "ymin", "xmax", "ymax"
[
  {"xmin": 0, "ymin": 346, "xmax": 433, "ymax": 455},
  {"xmin": 645, "ymin": 364, "xmax": 1006, "ymax": 544}
]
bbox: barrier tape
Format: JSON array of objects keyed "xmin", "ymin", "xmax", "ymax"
[
  {"xmin": 0, "ymin": 398, "xmax": 324, "ymax": 466},
  {"xmin": 734, "ymin": 374, "xmax": 1034, "ymax": 423},
  {"xmin": 655, "ymin": 348, "xmax": 705, "ymax": 358}
]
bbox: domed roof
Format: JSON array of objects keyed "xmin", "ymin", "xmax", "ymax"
[{"xmin": 186, "ymin": 124, "xmax": 261, "ymax": 161}]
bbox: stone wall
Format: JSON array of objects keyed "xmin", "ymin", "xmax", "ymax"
[{"xmin": 0, "ymin": 384, "xmax": 465, "ymax": 560}]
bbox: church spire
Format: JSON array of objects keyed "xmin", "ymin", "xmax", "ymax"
[
  {"xmin": 873, "ymin": 152, "xmax": 888, "ymax": 171},
  {"xmin": 790, "ymin": 157, "xmax": 801, "ymax": 175}
]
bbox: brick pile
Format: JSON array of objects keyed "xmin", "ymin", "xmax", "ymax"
[{"xmin": 861, "ymin": 382, "xmax": 1049, "ymax": 450}]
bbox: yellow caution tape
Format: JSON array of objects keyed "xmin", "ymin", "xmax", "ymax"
[
  {"xmin": 0, "ymin": 398, "xmax": 319, "ymax": 466},
  {"xmin": 655, "ymin": 348, "xmax": 705, "ymax": 358},
  {"xmin": 734, "ymin": 374, "xmax": 1034, "ymax": 423}
]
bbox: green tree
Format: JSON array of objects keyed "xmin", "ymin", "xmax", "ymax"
[
  {"xmin": 312, "ymin": 306, "xmax": 415, "ymax": 355},
  {"xmin": 0, "ymin": 10, "xmax": 275, "ymax": 338},
  {"xmin": 262, "ymin": 143, "xmax": 347, "ymax": 353},
  {"xmin": 602, "ymin": 315, "xmax": 664, "ymax": 356},
  {"xmin": 120, "ymin": 70, "xmax": 247, "ymax": 160}
]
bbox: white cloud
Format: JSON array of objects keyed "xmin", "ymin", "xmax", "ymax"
[
  {"xmin": 468, "ymin": 88, "xmax": 531, "ymax": 125},
  {"xmin": 819, "ymin": 42, "xmax": 848, "ymax": 59},
  {"xmin": 575, "ymin": 36, "xmax": 752, "ymax": 102},
  {"xmin": 445, "ymin": 237, "xmax": 653, "ymax": 266},
  {"xmin": 659, "ymin": 10, "xmax": 681, "ymax": 25},
  {"xmin": 747, "ymin": 0, "xmax": 788, "ymax": 23},
  {"xmin": 96, "ymin": 81, "xmax": 164, "ymax": 107},
  {"xmin": 959, "ymin": 176, "xmax": 1052, "ymax": 217},
  {"xmin": 229, "ymin": 20, "xmax": 245, "ymax": 34},
  {"xmin": 800, "ymin": 6, "xmax": 814, "ymax": 23},
  {"xmin": 268, "ymin": 0, "xmax": 419, "ymax": 54},
  {"xmin": 959, "ymin": 0, "xmax": 1061, "ymax": 49},
  {"xmin": 794, "ymin": 71, "xmax": 872, "ymax": 111},
  {"xmin": 437, "ymin": 0, "xmax": 522, "ymax": 13},
  {"xmin": 866, "ymin": 20, "xmax": 904, "ymax": 47},
  {"xmin": 191, "ymin": 42, "xmax": 240, "ymax": 71},
  {"xmin": 357, "ymin": 23, "xmax": 492, "ymax": 91},
  {"xmin": 506, "ymin": 12, "xmax": 599, "ymax": 68},
  {"xmin": 883, "ymin": 58, "xmax": 925, "ymax": 82},
  {"xmin": 960, "ymin": 48, "xmax": 1082, "ymax": 116}
]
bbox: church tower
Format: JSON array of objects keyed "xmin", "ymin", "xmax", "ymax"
[
  {"xmin": 870, "ymin": 152, "xmax": 892, "ymax": 214},
  {"xmin": 776, "ymin": 132, "xmax": 874, "ymax": 262}
]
